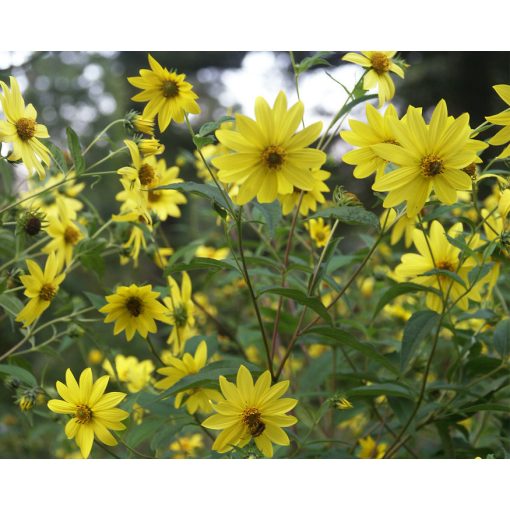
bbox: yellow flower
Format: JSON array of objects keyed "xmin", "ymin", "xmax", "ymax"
[
  {"xmin": 154, "ymin": 246, "xmax": 174, "ymax": 269},
  {"xmin": 47, "ymin": 368, "xmax": 128, "ymax": 458},
  {"xmin": 342, "ymin": 51, "xmax": 406, "ymax": 107},
  {"xmin": 117, "ymin": 139, "xmax": 159, "ymax": 189},
  {"xmin": 195, "ymin": 245, "xmax": 230, "ymax": 260},
  {"xmin": 395, "ymin": 221, "xmax": 484, "ymax": 312},
  {"xmin": 214, "ymin": 91, "xmax": 325, "ymax": 205},
  {"xmin": 278, "ymin": 168, "xmax": 331, "ymax": 216},
  {"xmin": 169, "ymin": 433, "xmax": 204, "ymax": 458},
  {"xmin": 87, "ymin": 349, "xmax": 104, "ymax": 365},
  {"xmin": 486, "ymin": 84, "xmax": 510, "ymax": 159},
  {"xmin": 358, "ymin": 435, "xmax": 387, "ymax": 459},
  {"xmin": 99, "ymin": 284, "xmax": 170, "ymax": 341},
  {"xmin": 154, "ymin": 340, "xmax": 222, "ymax": 414},
  {"xmin": 131, "ymin": 403, "xmax": 147, "ymax": 425},
  {"xmin": 128, "ymin": 54, "xmax": 200, "ymax": 132},
  {"xmin": 307, "ymin": 344, "xmax": 328, "ymax": 358},
  {"xmin": 16, "ymin": 252, "xmax": 65, "ymax": 327},
  {"xmin": 306, "ymin": 217, "xmax": 331, "ymax": 248},
  {"xmin": 341, "ymin": 103, "xmax": 400, "ymax": 180},
  {"xmin": 0, "ymin": 76, "xmax": 50, "ymax": 179},
  {"xmin": 103, "ymin": 355, "xmax": 155, "ymax": 393},
  {"xmin": 202, "ymin": 365, "xmax": 298, "ymax": 458},
  {"xmin": 164, "ymin": 272, "xmax": 196, "ymax": 354},
  {"xmin": 372, "ymin": 100, "xmax": 488, "ymax": 217},
  {"xmin": 42, "ymin": 206, "xmax": 83, "ymax": 271},
  {"xmin": 132, "ymin": 114, "xmax": 155, "ymax": 136},
  {"xmin": 138, "ymin": 137, "xmax": 165, "ymax": 157}
]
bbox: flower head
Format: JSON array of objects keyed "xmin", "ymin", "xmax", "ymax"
[
  {"xmin": 358, "ymin": 435, "xmax": 387, "ymax": 459},
  {"xmin": 103, "ymin": 355, "xmax": 154, "ymax": 393},
  {"xmin": 154, "ymin": 340, "xmax": 222, "ymax": 414},
  {"xmin": 306, "ymin": 217, "xmax": 331, "ymax": 248},
  {"xmin": 342, "ymin": 51, "xmax": 406, "ymax": 107},
  {"xmin": 214, "ymin": 91, "xmax": 326, "ymax": 205},
  {"xmin": 16, "ymin": 252, "xmax": 65, "ymax": 327},
  {"xmin": 202, "ymin": 365, "xmax": 298, "ymax": 458},
  {"xmin": 372, "ymin": 100, "xmax": 488, "ymax": 217},
  {"xmin": 128, "ymin": 54, "xmax": 200, "ymax": 132},
  {"xmin": 169, "ymin": 434, "xmax": 204, "ymax": 458},
  {"xmin": 47, "ymin": 368, "xmax": 129, "ymax": 458},
  {"xmin": 485, "ymin": 84, "xmax": 510, "ymax": 159},
  {"xmin": 99, "ymin": 284, "xmax": 170, "ymax": 341},
  {"xmin": 0, "ymin": 76, "xmax": 51, "ymax": 179}
]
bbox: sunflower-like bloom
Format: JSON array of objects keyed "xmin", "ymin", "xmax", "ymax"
[
  {"xmin": 202, "ymin": 365, "xmax": 298, "ymax": 458},
  {"xmin": 486, "ymin": 84, "xmax": 510, "ymax": 159},
  {"xmin": 42, "ymin": 205, "xmax": 83, "ymax": 271},
  {"xmin": 16, "ymin": 252, "xmax": 65, "ymax": 327},
  {"xmin": 102, "ymin": 355, "xmax": 155, "ymax": 393},
  {"xmin": 164, "ymin": 272, "xmax": 196, "ymax": 354},
  {"xmin": 341, "ymin": 103, "xmax": 400, "ymax": 181},
  {"xmin": 0, "ymin": 76, "xmax": 51, "ymax": 179},
  {"xmin": 154, "ymin": 340, "xmax": 222, "ymax": 414},
  {"xmin": 306, "ymin": 217, "xmax": 331, "ymax": 248},
  {"xmin": 372, "ymin": 100, "xmax": 488, "ymax": 218},
  {"xmin": 214, "ymin": 91, "xmax": 326, "ymax": 205},
  {"xmin": 278, "ymin": 168, "xmax": 331, "ymax": 216},
  {"xmin": 394, "ymin": 221, "xmax": 486, "ymax": 312},
  {"xmin": 128, "ymin": 54, "xmax": 200, "ymax": 132},
  {"xmin": 47, "ymin": 368, "xmax": 129, "ymax": 458},
  {"xmin": 358, "ymin": 435, "xmax": 387, "ymax": 459},
  {"xmin": 342, "ymin": 51, "xmax": 406, "ymax": 108},
  {"xmin": 99, "ymin": 284, "xmax": 171, "ymax": 341}
]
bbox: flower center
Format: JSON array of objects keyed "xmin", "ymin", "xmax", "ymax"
[
  {"xmin": 242, "ymin": 407, "xmax": 265, "ymax": 437},
  {"xmin": 64, "ymin": 226, "xmax": 80, "ymax": 245},
  {"xmin": 437, "ymin": 260, "xmax": 455, "ymax": 272},
  {"xmin": 126, "ymin": 296, "xmax": 143, "ymax": 317},
  {"xmin": 315, "ymin": 231, "xmax": 326, "ymax": 242},
  {"xmin": 148, "ymin": 190, "xmax": 161, "ymax": 202},
  {"xmin": 75, "ymin": 404, "xmax": 93, "ymax": 424},
  {"xmin": 462, "ymin": 162, "xmax": 477, "ymax": 179},
  {"xmin": 421, "ymin": 155, "xmax": 444, "ymax": 177},
  {"xmin": 162, "ymin": 80, "xmax": 179, "ymax": 98},
  {"xmin": 138, "ymin": 164, "xmax": 155, "ymax": 186},
  {"xmin": 25, "ymin": 216, "xmax": 42, "ymax": 236},
  {"xmin": 40, "ymin": 283, "xmax": 56, "ymax": 301},
  {"xmin": 173, "ymin": 305, "xmax": 188, "ymax": 328},
  {"xmin": 370, "ymin": 52, "xmax": 391, "ymax": 74},
  {"xmin": 16, "ymin": 118, "xmax": 36, "ymax": 141},
  {"xmin": 261, "ymin": 145, "xmax": 286, "ymax": 171}
]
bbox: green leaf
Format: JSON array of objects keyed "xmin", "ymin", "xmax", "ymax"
[
  {"xmin": 124, "ymin": 416, "xmax": 168, "ymax": 449},
  {"xmin": 0, "ymin": 159, "xmax": 15, "ymax": 195},
  {"xmin": 198, "ymin": 116, "xmax": 235, "ymax": 137},
  {"xmin": 0, "ymin": 363, "xmax": 37, "ymax": 386},
  {"xmin": 295, "ymin": 52, "xmax": 333, "ymax": 74},
  {"xmin": 192, "ymin": 134, "xmax": 216, "ymax": 149},
  {"xmin": 258, "ymin": 287, "xmax": 332, "ymax": 324},
  {"xmin": 309, "ymin": 326, "xmax": 399, "ymax": 375},
  {"xmin": 373, "ymin": 282, "xmax": 432, "ymax": 318},
  {"xmin": 461, "ymin": 403, "xmax": 510, "ymax": 413},
  {"xmin": 83, "ymin": 291, "xmax": 105, "ymax": 309},
  {"xmin": 493, "ymin": 319, "xmax": 510, "ymax": 359},
  {"xmin": 252, "ymin": 201, "xmax": 282, "ymax": 238},
  {"xmin": 42, "ymin": 140, "xmax": 68, "ymax": 174},
  {"xmin": 468, "ymin": 263, "xmax": 494, "ymax": 286},
  {"xmin": 165, "ymin": 257, "xmax": 241, "ymax": 275},
  {"xmin": 347, "ymin": 383, "xmax": 414, "ymax": 400},
  {"xmin": 76, "ymin": 238, "xmax": 106, "ymax": 278},
  {"xmin": 66, "ymin": 127, "xmax": 85, "ymax": 175},
  {"xmin": 0, "ymin": 293, "xmax": 23, "ymax": 317},
  {"xmin": 401, "ymin": 311, "xmax": 440, "ymax": 372},
  {"xmin": 308, "ymin": 206, "xmax": 379, "ymax": 230},
  {"xmin": 420, "ymin": 268, "xmax": 467, "ymax": 289},
  {"xmin": 154, "ymin": 181, "xmax": 234, "ymax": 215}
]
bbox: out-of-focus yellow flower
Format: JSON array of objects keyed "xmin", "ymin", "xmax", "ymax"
[
  {"xmin": 103, "ymin": 354, "xmax": 155, "ymax": 393},
  {"xmin": 87, "ymin": 349, "xmax": 104, "ymax": 365},
  {"xmin": 154, "ymin": 246, "xmax": 174, "ymax": 269},
  {"xmin": 308, "ymin": 344, "xmax": 328, "ymax": 358},
  {"xmin": 486, "ymin": 84, "xmax": 510, "ymax": 159},
  {"xmin": 358, "ymin": 435, "xmax": 387, "ymax": 459},
  {"xmin": 195, "ymin": 245, "xmax": 230, "ymax": 260},
  {"xmin": 169, "ymin": 434, "xmax": 204, "ymax": 458},
  {"xmin": 131, "ymin": 403, "xmax": 147, "ymax": 425},
  {"xmin": 306, "ymin": 217, "xmax": 331, "ymax": 248},
  {"xmin": 359, "ymin": 276, "xmax": 375, "ymax": 299}
]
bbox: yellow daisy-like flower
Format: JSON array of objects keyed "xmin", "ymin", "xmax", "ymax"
[
  {"xmin": 358, "ymin": 435, "xmax": 387, "ymax": 459},
  {"xmin": 47, "ymin": 368, "xmax": 129, "ymax": 459},
  {"xmin": 154, "ymin": 340, "xmax": 222, "ymax": 414},
  {"xmin": 278, "ymin": 168, "xmax": 331, "ymax": 216},
  {"xmin": 128, "ymin": 54, "xmax": 201, "ymax": 132},
  {"xmin": 214, "ymin": 91, "xmax": 326, "ymax": 205},
  {"xmin": 342, "ymin": 51, "xmax": 406, "ymax": 108},
  {"xmin": 169, "ymin": 433, "xmax": 204, "ymax": 458},
  {"xmin": 16, "ymin": 252, "xmax": 65, "ymax": 327},
  {"xmin": 372, "ymin": 100, "xmax": 488, "ymax": 218},
  {"xmin": 486, "ymin": 84, "xmax": 510, "ymax": 159},
  {"xmin": 42, "ymin": 206, "xmax": 83, "ymax": 271},
  {"xmin": 395, "ymin": 221, "xmax": 484, "ymax": 312},
  {"xmin": 195, "ymin": 245, "xmax": 230, "ymax": 260},
  {"xmin": 99, "ymin": 284, "xmax": 170, "ymax": 341},
  {"xmin": 0, "ymin": 76, "xmax": 51, "ymax": 179},
  {"xmin": 202, "ymin": 365, "xmax": 298, "ymax": 458},
  {"xmin": 341, "ymin": 103, "xmax": 400, "ymax": 180},
  {"xmin": 306, "ymin": 217, "xmax": 331, "ymax": 248},
  {"xmin": 164, "ymin": 272, "xmax": 196, "ymax": 354},
  {"xmin": 103, "ymin": 355, "xmax": 155, "ymax": 393}
]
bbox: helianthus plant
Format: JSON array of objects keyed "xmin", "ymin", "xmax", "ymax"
[{"xmin": 1, "ymin": 51, "xmax": 510, "ymax": 462}]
